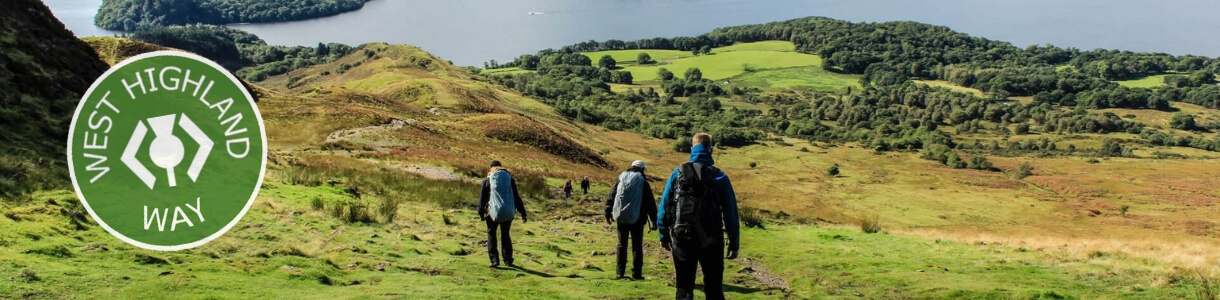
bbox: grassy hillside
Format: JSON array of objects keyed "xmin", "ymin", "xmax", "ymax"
[
  {"xmin": 0, "ymin": 0, "xmax": 110, "ymax": 198},
  {"xmin": 5, "ymin": 8, "xmax": 1220, "ymax": 298},
  {"xmin": 1, "ymin": 39, "xmax": 1217, "ymax": 298}
]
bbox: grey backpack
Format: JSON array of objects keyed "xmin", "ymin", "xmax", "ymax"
[
  {"xmin": 612, "ymin": 171, "xmax": 646, "ymax": 224},
  {"xmin": 487, "ymin": 169, "xmax": 515, "ymax": 222}
]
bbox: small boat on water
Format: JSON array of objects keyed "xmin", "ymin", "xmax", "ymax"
[{"xmin": 528, "ymin": 11, "xmax": 546, "ymax": 15}]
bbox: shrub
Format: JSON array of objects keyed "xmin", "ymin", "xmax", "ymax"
[
  {"xmin": 1120, "ymin": 205, "xmax": 1131, "ymax": 216},
  {"xmin": 311, "ymin": 196, "xmax": 325, "ymax": 211},
  {"xmin": 379, "ymin": 197, "xmax": 400, "ymax": 223},
  {"xmin": 1012, "ymin": 162, "xmax": 1035, "ymax": 179},
  {"xmin": 749, "ymin": 162, "xmax": 757, "ymax": 169},
  {"xmin": 827, "ymin": 164, "xmax": 840, "ymax": 176},
  {"xmin": 860, "ymin": 214, "xmax": 882, "ymax": 234},
  {"xmin": 967, "ymin": 156, "xmax": 993, "ymax": 170},
  {"xmin": 739, "ymin": 207, "xmax": 765, "ymax": 229},
  {"xmin": 672, "ymin": 138, "xmax": 692, "ymax": 153},
  {"xmin": 1170, "ymin": 112, "xmax": 1197, "ymax": 130}
]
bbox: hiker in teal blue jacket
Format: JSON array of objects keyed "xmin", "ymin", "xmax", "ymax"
[{"xmin": 657, "ymin": 133, "xmax": 740, "ymax": 300}]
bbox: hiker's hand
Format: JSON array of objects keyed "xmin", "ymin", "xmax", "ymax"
[
  {"xmin": 661, "ymin": 240, "xmax": 672, "ymax": 252},
  {"xmin": 726, "ymin": 250, "xmax": 738, "ymax": 260},
  {"xmin": 522, "ymin": 215, "xmax": 528, "ymax": 223},
  {"xmin": 605, "ymin": 217, "xmax": 612, "ymax": 225},
  {"xmin": 648, "ymin": 225, "xmax": 655, "ymax": 233}
]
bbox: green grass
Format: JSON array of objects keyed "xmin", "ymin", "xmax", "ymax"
[
  {"xmin": 3, "ymin": 184, "xmax": 1210, "ymax": 299},
  {"xmin": 731, "ymin": 66, "xmax": 861, "ymax": 92},
  {"xmin": 915, "ymin": 80, "xmax": 986, "ymax": 97},
  {"xmin": 748, "ymin": 225, "xmax": 1203, "ymax": 299},
  {"xmin": 625, "ymin": 51, "xmax": 823, "ymax": 82},
  {"xmin": 481, "ymin": 67, "xmax": 532, "ymax": 76},
  {"xmin": 581, "ymin": 49, "xmax": 692, "ymax": 64},
  {"xmin": 1115, "ymin": 74, "xmax": 1168, "ymax": 88},
  {"xmin": 713, "ymin": 41, "xmax": 796, "ymax": 52}
]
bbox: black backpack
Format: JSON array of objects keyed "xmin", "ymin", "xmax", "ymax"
[{"xmin": 668, "ymin": 162, "xmax": 722, "ymax": 248}]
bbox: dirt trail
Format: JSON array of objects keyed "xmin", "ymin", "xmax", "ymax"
[{"xmin": 737, "ymin": 257, "xmax": 791, "ymax": 296}]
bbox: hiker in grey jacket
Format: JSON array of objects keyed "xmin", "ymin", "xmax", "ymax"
[
  {"xmin": 604, "ymin": 160, "xmax": 658, "ymax": 280},
  {"xmin": 478, "ymin": 160, "xmax": 528, "ymax": 268}
]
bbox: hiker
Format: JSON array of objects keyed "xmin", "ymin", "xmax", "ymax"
[
  {"xmin": 478, "ymin": 160, "xmax": 529, "ymax": 268},
  {"xmin": 563, "ymin": 180, "xmax": 573, "ymax": 198},
  {"xmin": 604, "ymin": 160, "xmax": 658, "ymax": 280},
  {"xmin": 657, "ymin": 133, "xmax": 741, "ymax": 300},
  {"xmin": 581, "ymin": 176, "xmax": 591, "ymax": 195}
]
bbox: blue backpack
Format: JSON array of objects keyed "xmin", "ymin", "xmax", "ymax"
[
  {"xmin": 488, "ymin": 169, "xmax": 515, "ymax": 223},
  {"xmin": 612, "ymin": 171, "xmax": 646, "ymax": 224}
]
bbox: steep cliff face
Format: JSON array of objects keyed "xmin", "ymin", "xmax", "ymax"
[{"xmin": 0, "ymin": 0, "xmax": 110, "ymax": 196}]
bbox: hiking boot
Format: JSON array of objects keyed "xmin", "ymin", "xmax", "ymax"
[
  {"xmin": 631, "ymin": 274, "xmax": 645, "ymax": 280},
  {"xmin": 615, "ymin": 274, "xmax": 629, "ymax": 280},
  {"xmin": 505, "ymin": 261, "xmax": 515, "ymax": 268},
  {"xmin": 490, "ymin": 261, "xmax": 500, "ymax": 268}
]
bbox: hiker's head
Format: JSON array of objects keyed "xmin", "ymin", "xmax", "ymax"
[
  {"xmin": 630, "ymin": 160, "xmax": 646, "ymax": 171},
  {"xmin": 488, "ymin": 160, "xmax": 505, "ymax": 175},
  {"xmin": 692, "ymin": 133, "xmax": 712, "ymax": 150},
  {"xmin": 689, "ymin": 133, "xmax": 716, "ymax": 165}
]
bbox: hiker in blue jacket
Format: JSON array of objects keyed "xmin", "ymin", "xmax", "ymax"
[
  {"xmin": 657, "ymin": 133, "xmax": 740, "ymax": 300},
  {"xmin": 478, "ymin": 160, "xmax": 528, "ymax": 268},
  {"xmin": 604, "ymin": 160, "xmax": 658, "ymax": 280}
]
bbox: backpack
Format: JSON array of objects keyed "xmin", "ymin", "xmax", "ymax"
[
  {"xmin": 670, "ymin": 162, "xmax": 721, "ymax": 248},
  {"xmin": 612, "ymin": 171, "xmax": 646, "ymax": 224},
  {"xmin": 487, "ymin": 169, "xmax": 515, "ymax": 223}
]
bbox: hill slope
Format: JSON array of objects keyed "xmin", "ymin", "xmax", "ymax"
[
  {"xmin": 0, "ymin": 0, "xmax": 109, "ymax": 197},
  {"xmin": 3, "ymin": 10, "xmax": 1220, "ymax": 298}
]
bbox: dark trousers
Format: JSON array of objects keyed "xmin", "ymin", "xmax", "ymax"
[
  {"xmin": 615, "ymin": 221, "xmax": 645, "ymax": 277},
  {"xmin": 486, "ymin": 220, "xmax": 513, "ymax": 265},
  {"xmin": 673, "ymin": 239, "xmax": 724, "ymax": 300}
]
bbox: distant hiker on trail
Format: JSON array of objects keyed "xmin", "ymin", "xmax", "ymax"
[
  {"xmin": 581, "ymin": 176, "xmax": 591, "ymax": 195},
  {"xmin": 478, "ymin": 160, "xmax": 529, "ymax": 268},
  {"xmin": 657, "ymin": 133, "xmax": 741, "ymax": 300},
  {"xmin": 563, "ymin": 180, "xmax": 573, "ymax": 198},
  {"xmin": 604, "ymin": 160, "xmax": 658, "ymax": 280}
]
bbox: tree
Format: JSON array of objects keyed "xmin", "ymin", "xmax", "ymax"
[
  {"xmin": 637, "ymin": 52, "xmax": 655, "ymax": 64},
  {"xmin": 699, "ymin": 45, "xmax": 712, "ymax": 55},
  {"xmin": 1170, "ymin": 112, "xmax": 1197, "ymax": 130},
  {"xmin": 598, "ymin": 55, "xmax": 616, "ymax": 69},
  {"xmin": 657, "ymin": 68, "xmax": 675, "ymax": 81},
  {"xmin": 685, "ymin": 67, "xmax": 703, "ymax": 81},
  {"xmin": 315, "ymin": 42, "xmax": 329, "ymax": 57},
  {"xmin": 518, "ymin": 54, "xmax": 540, "ymax": 70}
]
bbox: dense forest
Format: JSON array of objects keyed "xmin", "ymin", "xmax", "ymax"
[
  {"xmin": 487, "ymin": 17, "xmax": 1220, "ymax": 163},
  {"xmin": 95, "ymin": 0, "xmax": 369, "ymax": 31},
  {"xmin": 128, "ymin": 25, "xmax": 353, "ymax": 80}
]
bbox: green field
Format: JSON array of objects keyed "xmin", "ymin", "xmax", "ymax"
[
  {"xmin": 480, "ymin": 67, "xmax": 532, "ymax": 76},
  {"xmin": 581, "ymin": 49, "xmax": 692, "ymax": 64},
  {"xmin": 1115, "ymin": 74, "xmax": 1168, "ymax": 88},
  {"xmin": 914, "ymin": 80, "xmax": 986, "ymax": 97},
  {"xmin": 713, "ymin": 41, "xmax": 796, "ymax": 52},
  {"xmin": 493, "ymin": 42, "xmax": 855, "ymax": 91},
  {"xmin": 627, "ymin": 51, "xmax": 823, "ymax": 81},
  {"xmin": 731, "ymin": 66, "xmax": 861, "ymax": 92}
]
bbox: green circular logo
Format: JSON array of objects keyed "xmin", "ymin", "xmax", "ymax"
[{"xmin": 67, "ymin": 51, "xmax": 267, "ymax": 251}]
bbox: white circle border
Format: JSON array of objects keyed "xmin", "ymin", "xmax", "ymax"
[{"xmin": 66, "ymin": 50, "xmax": 268, "ymax": 252}]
